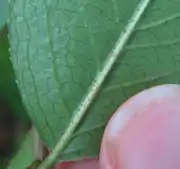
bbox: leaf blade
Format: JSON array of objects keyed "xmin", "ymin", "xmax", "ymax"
[{"xmin": 9, "ymin": 0, "xmax": 180, "ymax": 163}]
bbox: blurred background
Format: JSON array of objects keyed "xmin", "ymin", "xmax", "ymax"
[{"xmin": 0, "ymin": 0, "xmax": 32, "ymax": 167}]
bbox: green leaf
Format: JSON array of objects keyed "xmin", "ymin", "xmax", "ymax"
[
  {"xmin": 0, "ymin": 0, "xmax": 8, "ymax": 31},
  {"xmin": 8, "ymin": 0, "xmax": 180, "ymax": 163},
  {"xmin": 7, "ymin": 131, "xmax": 35, "ymax": 169}
]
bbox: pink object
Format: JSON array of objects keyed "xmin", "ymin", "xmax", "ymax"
[{"xmin": 100, "ymin": 84, "xmax": 180, "ymax": 169}]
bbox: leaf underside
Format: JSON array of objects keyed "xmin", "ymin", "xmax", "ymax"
[{"xmin": 9, "ymin": 0, "xmax": 180, "ymax": 162}]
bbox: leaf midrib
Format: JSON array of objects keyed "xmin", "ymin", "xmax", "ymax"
[{"xmin": 38, "ymin": 0, "xmax": 152, "ymax": 168}]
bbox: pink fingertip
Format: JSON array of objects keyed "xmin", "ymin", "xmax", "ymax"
[{"xmin": 100, "ymin": 84, "xmax": 180, "ymax": 169}]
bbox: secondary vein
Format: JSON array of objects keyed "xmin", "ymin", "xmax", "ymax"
[{"xmin": 38, "ymin": 0, "xmax": 151, "ymax": 168}]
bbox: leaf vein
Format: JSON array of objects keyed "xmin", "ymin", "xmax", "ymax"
[
  {"xmin": 126, "ymin": 39, "xmax": 180, "ymax": 50},
  {"xmin": 135, "ymin": 13, "xmax": 180, "ymax": 31},
  {"xmin": 72, "ymin": 122, "xmax": 107, "ymax": 138},
  {"xmin": 103, "ymin": 68, "xmax": 180, "ymax": 93}
]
